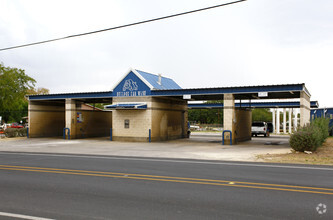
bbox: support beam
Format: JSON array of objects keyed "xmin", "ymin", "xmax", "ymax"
[
  {"xmin": 65, "ymin": 98, "xmax": 76, "ymax": 139},
  {"xmin": 300, "ymin": 91, "xmax": 310, "ymax": 127},
  {"xmin": 272, "ymin": 109, "xmax": 276, "ymax": 133},
  {"xmin": 294, "ymin": 109, "xmax": 298, "ymax": 131},
  {"xmin": 276, "ymin": 109, "xmax": 280, "ymax": 134},
  {"xmin": 283, "ymin": 108, "xmax": 286, "ymax": 134},
  {"xmin": 223, "ymin": 94, "xmax": 235, "ymax": 144},
  {"xmin": 288, "ymin": 108, "xmax": 292, "ymax": 134}
]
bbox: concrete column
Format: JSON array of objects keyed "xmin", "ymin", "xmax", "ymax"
[
  {"xmin": 223, "ymin": 94, "xmax": 235, "ymax": 144},
  {"xmin": 294, "ymin": 109, "xmax": 298, "ymax": 131},
  {"xmin": 28, "ymin": 100, "xmax": 32, "ymax": 132},
  {"xmin": 65, "ymin": 98, "xmax": 76, "ymax": 139},
  {"xmin": 272, "ymin": 109, "xmax": 276, "ymax": 133},
  {"xmin": 276, "ymin": 109, "xmax": 280, "ymax": 134},
  {"xmin": 283, "ymin": 108, "xmax": 287, "ymax": 134},
  {"xmin": 300, "ymin": 91, "xmax": 310, "ymax": 127},
  {"xmin": 288, "ymin": 108, "xmax": 292, "ymax": 133}
]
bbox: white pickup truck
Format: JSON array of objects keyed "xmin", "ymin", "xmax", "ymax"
[{"xmin": 251, "ymin": 121, "xmax": 269, "ymax": 137}]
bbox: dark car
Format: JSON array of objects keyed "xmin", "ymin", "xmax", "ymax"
[{"xmin": 266, "ymin": 122, "xmax": 273, "ymax": 133}]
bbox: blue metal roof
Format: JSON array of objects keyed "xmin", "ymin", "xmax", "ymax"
[
  {"xmin": 151, "ymin": 83, "xmax": 306, "ymax": 96},
  {"xmin": 28, "ymin": 91, "xmax": 113, "ymax": 100},
  {"xmin": 135, "ymin": 70, "xmax": 182, "ymax": 90}
]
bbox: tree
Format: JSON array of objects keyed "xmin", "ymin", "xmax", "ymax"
[
  {"xmin": 0, "ymin": 63, "xmax": 36, "ymax": 122},
  {"xmin": 252, "ymin": 108, "xmax": 272, "ymax": 122},
  {"xmin": 27, "ymin": 87, "xmax": 49, "ymax": 95},
  {"xmin": 188, "ymin": 100, "xmax": 223, "ymax": 125}
]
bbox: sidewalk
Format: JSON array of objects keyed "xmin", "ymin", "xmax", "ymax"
[{"xmin": 0, "ymin": 135, "xmax": 291, "ymax": 162}]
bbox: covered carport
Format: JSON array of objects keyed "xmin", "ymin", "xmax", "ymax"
[
  {"xmin": 188, "ymin": 101, "xmax": 319, "ymax": 135},
  {"xmin": 151, "ymin": 83, "xmax": 314, "ymax": 144},
  {"xmin": 28, "ymin": 92, "xmax": 113, "ymax": 139}
]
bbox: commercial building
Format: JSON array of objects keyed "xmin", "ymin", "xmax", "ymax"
[{"xmin": 28, "ymin": 68, "xmax": 314, "ymax": 144}]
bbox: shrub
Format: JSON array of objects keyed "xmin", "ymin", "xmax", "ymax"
[
  {"xmin": 290, "ymin": 125, "xmax": 321, "ymax": 152},
  {"xmin": 18, "ymin": 128, "xmax": 27, "ymax": 137},
  {"xmin": 4, "ymin": 128, "xmax": 27, "ymax": 138},
  {"xmin": 312, "ymin": 117, "xmax": 330, "ymax": 143},
  {"xmin": 289, "ymin": 117, "xmax": 330, "ymax": 152},
  {"xmin": 4, "ymin": 128, "xmax": 19, "ymax": 138}
]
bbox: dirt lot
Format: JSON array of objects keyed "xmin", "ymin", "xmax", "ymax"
[{"xmin": 257, "ymin": 137, "xmax": 333, "ymax": 165}]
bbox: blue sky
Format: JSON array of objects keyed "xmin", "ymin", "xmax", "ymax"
[{"xmin": 0, "ymin": 0, "xmax": 332, "ymax": 107}]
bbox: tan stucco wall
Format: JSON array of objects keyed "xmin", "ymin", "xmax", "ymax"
[
  {"xmin": 223, "ymin": 94, "xmax": 252, "ymax": 144},
  {"xmin": 75, "ymin": 110, "xmax": 112, "ymax": 138},
  {"xmin": 65, "ymin": 100, "xmax": 112, "ymax": 139},
  {"xmin": 112, "ymin": 97, "xmax": 152, "ymax": 141},
  {"xmin": 234, "ymin": 108, "xmax": 252, "ymax": 142},
  {"xmin": 112, "ymin": 97, "xmax": 187, "ymax": 142},
  {"xmin": 151, "ymin": 97, "xmax": 187, "ymax": 141},
  {"xmin": 28, "ymin": 100, "xmax": 65, "ymax": 137}
]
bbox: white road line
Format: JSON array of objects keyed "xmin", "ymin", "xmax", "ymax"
[
  {"xmin": 0, "ymin": 152, "xmax": 333, "ymax": 171},
  {"xmin": 0, "ymin": 211, "xmax": 54, "ymax": 220}
]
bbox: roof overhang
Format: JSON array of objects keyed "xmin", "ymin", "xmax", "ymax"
[
  {"xmin": 151, "ymin": 83, "xmax": 308, "ymax": 101},
  {"xmin": 105, "ymin": 103, "xmax": 147, "ymax": 110},
  {"xmin": 28, "ymin": 91, "xmax": 113, "ymax": 103},
  {"xmin": 188, "ymin": 101, "xmax": 319, "ymax": 109}
]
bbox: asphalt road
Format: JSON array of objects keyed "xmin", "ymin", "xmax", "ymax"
[{"xmin": 0, "ymin": 152, "xmax": 332, "ymax": 219}]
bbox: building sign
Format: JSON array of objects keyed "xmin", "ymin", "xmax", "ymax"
[
  {"xmin": 116, "ymin": 79, "xmax": 147, "ymax": 97},
  {"xmin": 258, "ymin": 92, "xmax": 268, "ymax": 97},
  {"xmin": 114, "ymin": 71, "xmax": 150, "ymax": 97},
  {"xmin": 183, "ymin": 95, "xmax": 191, "ymax": 100}
]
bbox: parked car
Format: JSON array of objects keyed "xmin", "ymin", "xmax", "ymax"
[
  {"xmin": 266, "ymin": 122, "xmax": 273, "ymax": 133},
  {"xmin": 9, "ymin": 122, "xmax": 24, "ymax": 129},
  {"xmin": 251, "ymin": 121, "xmax": 269, "ymax": 137}
]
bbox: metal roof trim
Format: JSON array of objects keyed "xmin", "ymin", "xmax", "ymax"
[
  {"xmin": 188, "ymin": 101, "xmax": 319, "ymax": 109},
  {"xmin": 132, "ymin": 69, "xmax": 155, "ymax": 90},
  {"xmin": 151, "ymin": 83, "xmax": 305, "ymax": 92},
  {"xmin": 110, "ymin": 68, "xmax": 154, "ymax": 91},
  {"xmin": 28, "ymin": 91, "xmax": 113, "ymax": 100},
  {"xmin": 105, "ymin": 102, "xmax": 147, "ymax": 109},
  {"xmin": 302, "ymin": 84, "xmax": 311, "ymax": 97},
  {"xmin": 150, "ymin": 83, "xmax": 305, "ymax": 96}
]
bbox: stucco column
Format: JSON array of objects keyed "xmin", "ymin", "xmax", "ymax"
[
  {"xmin": 223, "ymin": 94, "xmax": 235, "ymax": 144},
  {"xmin": 276, "ymin": 109, "xmax": 280, "ymax": 134},
  {"xmin": 283, "ymin": 108, "xmax": 286, "ymax": 134},
  {"xmin": 294, "ymin": 109, "xmax": 298, "ymax": 131},
  {"xmin": 28, "ymin": 100, "xmax": 32, "ymax": 134},
  {"xmin": 272, "ymin": 109, "xmax": 276, "ymax": 133},
  {"xmin": 65, "ymin": 98, "xmax": 76, "ymax": 139},
  {"xmin": 288, "ymin": 108, "xmax": 292, "ymax": 133},
  {"xmin": 300, "ymin": 91, "xmax": 310, "ymax": 127}
]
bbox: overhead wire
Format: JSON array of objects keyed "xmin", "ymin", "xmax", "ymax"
[{"xmin": 0, "ymin": 0, "xmax": 246, "ymax": 51}]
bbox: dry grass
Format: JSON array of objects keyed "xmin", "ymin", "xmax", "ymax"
[{"xmin": 257, "ymin": 137, "xmax": 333, "ymax": 165}]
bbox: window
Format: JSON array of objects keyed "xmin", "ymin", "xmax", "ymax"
[{"xmin": 124, "ymin": 119, "xmax": 130, "ymax": 128}]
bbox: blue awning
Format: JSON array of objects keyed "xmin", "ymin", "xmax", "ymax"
[{"xmin": 105, "ymin": 103, "xmax": 147, "ymax": 109}]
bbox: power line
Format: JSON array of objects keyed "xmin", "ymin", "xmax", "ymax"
[{"xmin": 0, "ymin": 0, "xmax": 246, "ymax": 51}]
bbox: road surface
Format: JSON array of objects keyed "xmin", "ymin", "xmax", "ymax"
[{"xmin": 0, "ymin": 152, "xmax": 332, "ymax": 219}]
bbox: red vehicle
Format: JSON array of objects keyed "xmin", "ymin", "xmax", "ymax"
[{"xmin": 9, "ymin": 123, "xmax": 24, "ymax": 128}]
